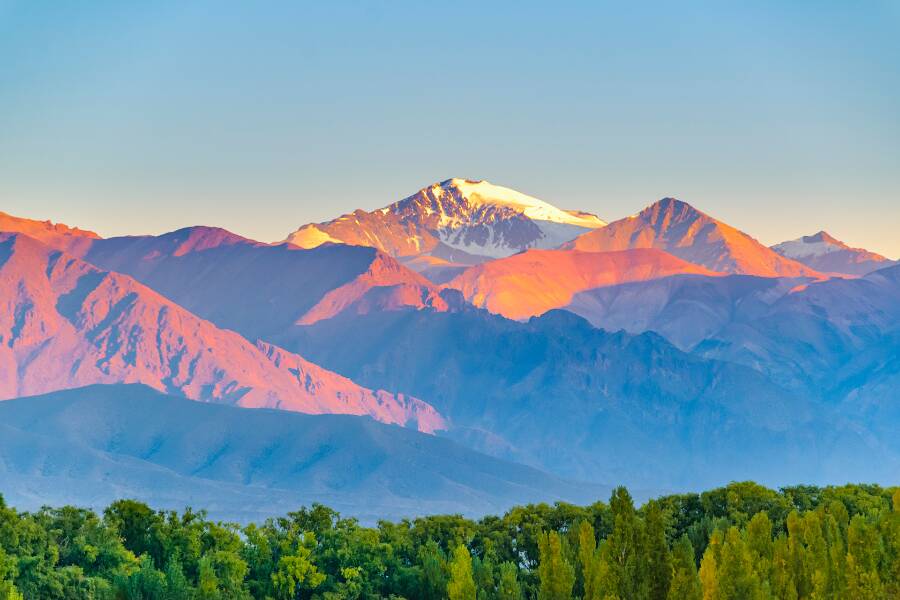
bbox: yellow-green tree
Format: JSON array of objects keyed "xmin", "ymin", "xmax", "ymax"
[
  {"xmin": 716, "ymin": 527, "xmax": 765, "ymax": 600},
  {"xmin": 845, "ymin": 516, "xmax": 884, "ymax": 599},
  {"xmin": 0, "ymin": 547, "xmax": 23, "ymax": 600},
  {"xmin": 699, "ymin": 529, "xmax": 722, "ymax": 600},
  {"xmin": 447, "ymin": 545, "xmax": 477, "ymax": 600},
  {"xmin": 576, "ymin": 521, "xmax": 599, "ymax": 600},
  {"xmin": 271, "ymin": 535, "xmax": 325, "ymax": 600},
  {"xmin": 537, "ymin": 531, "xmax": 574, "ymax": 600}
]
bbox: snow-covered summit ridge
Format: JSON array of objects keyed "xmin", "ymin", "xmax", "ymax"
[{"xmin": 417, "ymin": 179, "xmax": 607, "ymax": 228}]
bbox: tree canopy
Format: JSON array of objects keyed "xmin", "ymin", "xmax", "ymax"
[{"xmin": 0, "ymin": 482, "xmax": 897, "ymax": 599}]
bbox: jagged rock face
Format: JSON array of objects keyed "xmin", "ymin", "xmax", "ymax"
[
  {"xmin": 0, "ymin": 232, "xmax": 445, "ymax": 433},
  {"xmin": 285, "ymin": 179, "xmax": 606, "ymax": 276},
  {"xmin": 565, "ymin": 197, "xmax": 822, "ymax": 278},
  {"xmin": 772, "ymin": 231, "xmax": 897, "ymax": 276}
]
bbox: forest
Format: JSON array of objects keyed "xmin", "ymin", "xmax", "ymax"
[{"xmin": 0, "ymin": 482, "xmax": 898, "ymax": 599}]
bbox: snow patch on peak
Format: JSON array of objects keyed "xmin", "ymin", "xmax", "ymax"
[
  {"xmin": 772, "ymin": 232, "xmax": 847, "ymax": 259},
  {"xmin": 437, "ymin": 178, "xmax": 606, "ymax": 228}
]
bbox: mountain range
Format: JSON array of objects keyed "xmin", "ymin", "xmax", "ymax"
[
  {"xmin": 0, "ymin": 231, "xmax": 443, "ymax": 432},
  {"xmin": 1, "ymin": 178, "xmax": 897, "ymax": 518}
]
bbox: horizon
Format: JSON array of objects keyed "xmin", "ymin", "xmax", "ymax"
[
  {"xmin": 5, "ymin": 180, "xmax": 900, "ymax": 260},
  {"xmin": 1, "ymin": 1, "xmax": 898, "ymax": 257}
]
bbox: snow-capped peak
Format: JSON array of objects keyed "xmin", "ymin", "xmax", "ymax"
[
  {"xmin": 772, "ymin": 231, "xmax": 847, "ymax": 259},
  {"xmin": 283, "ymin": 178, "xmax": 608, "ymax": 272},
  {"xmin": 431, "ymin": 179, "xmax": 606, "ymax": 228}
]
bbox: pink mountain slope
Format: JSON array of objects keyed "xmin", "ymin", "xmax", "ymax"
[
  {"xmin": 0, "ymin": 232, "xmax": 445, "ymax": 432},
  {"xmin": 0, "ymin": 210, "xmax": 100, "ymax": 254},
  {"xmin": 446, "ymin": 248, "xmax": 717, "ymax": 320},
  {"xmin": 87, "ymin": 226, "xmax": 450, "ymax": 331},
  {"xmin": 563, "ymin": 198, "xmax": 823, "ymax": 278},
  {"xmin": 0, "ymin": 213, "xmax": 450, "ymax": 335}
]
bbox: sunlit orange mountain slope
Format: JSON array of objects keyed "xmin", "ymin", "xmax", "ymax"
[
  {"xmin": 446, "ymin": 248, "xmax": 717, "ymax": 320},
  {"xmin": 563, "ymin": 197, "xmax": 822, "ymax": 278}
]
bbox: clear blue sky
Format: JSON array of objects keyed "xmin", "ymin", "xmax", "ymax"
[{"xmin": 1, "ymin": 1, "xmax": 898, "ymax": 256}]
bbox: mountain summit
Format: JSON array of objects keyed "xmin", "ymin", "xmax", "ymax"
[
  {"xmin": 772, "ymin": 231, "xmax": 896, "ymax": 275},
  {"xmin": 563, "ymin": 197, "xmax": 821, "ymax": 277},
  {"xmin": 285, "ymin": 179, "xmax": 606, "ymax": 280}
]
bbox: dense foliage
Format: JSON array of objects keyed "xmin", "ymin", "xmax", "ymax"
[{"xmin": 0, "ymin": 482, "xmax": 898, "ymax": 599}]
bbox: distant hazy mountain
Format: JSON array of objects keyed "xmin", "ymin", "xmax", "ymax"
[
  {"xmin": 566, "ymin": 273, "xmax": 805, "ymax": 350},
  {"xmin": 772, "ymin": 231, "xmax": 897, "ymax": 276},
  {"xmin": 563, "ymin": 198, "xmax": 821, "ymax": 277},
  {"xmin": 567, "ymin": 264, "xmax": 900, "ymax": 401},
  {"xmin": 694, "ymin": 263, "xmax": 900, "ymax": 395},
  {"xmin": 277, "ymin": 308, "xmax": 893, "ymax": 489},
  {"xmin": 285, "ymin": 179, "xmax": 606, "ymax": 280},
  {"xmin": 446, "ymin": 248, "xmax": 716, "ymax": 320},
  {"xmin": 0, "ymin": 232, "xmax": 444, "ymax": 432},
  {"xmin": 0, "ymin": 384, "xmax": 608, "ymax": 522}
]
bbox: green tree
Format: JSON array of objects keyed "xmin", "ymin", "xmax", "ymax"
[
  {"xmin": 699, "ymin": 528, "xmax": 722, "ymax": 600},
  {"xmin": 644, "ymin": 500, "xmax": 672, "ymax": 600},
  {"xmin": 272, "ymin": 541, "xmax": 325, "ymax": 600},
  {"xmin": 597, "ymin": 487, "xmax": 646, "ymax": 599},
  {"xmin": 576, "ymin": 521, "xmax": 599, "ymax": 600},
  {"xmin": 197, "ymin": 554, "xmax": 221, "ymax": 600},
  {"xmin": 716, "ymin": 527, "xmax": 764, "ymax": 600},
  {"xmin": 117, "ymin": 554, "xmax": 167, "ymax": 600},
  {"xmin": 164, "ymin": 555, "xmax": 194, "ymax": 600},
  {"xmin": 497, "ymin": 562, "xmax": 522, "ymax": 600},
  {"xmin": 418, "ymin": 539, "xmax": 448, "ymax": 600},
  {"xmin": 537, "ymin": 531, "xmax": 574, "ymax": 600},
  {"xmin": 104, "ymin": 500, "xmax": 162, "ymax": 561},
  {"xmin": 845, "ymin": 515, "xmax": 884, "ymax": 599},
  {"xmin": 667, "ymin": 536, "xmax": 701, "ymax": 600},
  {"xmin": 0, "ymin": 546, "xmax": 23, "ymax": 600},
  {"xmin": 448, "ymin": 545, "xmax": 477, "ymax": 600},
  {"xmin": 473, "ymin": 552, "xmax": 497, "ymax": 600}
]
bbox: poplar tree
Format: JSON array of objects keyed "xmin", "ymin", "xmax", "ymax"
[
  {"xmin": 447, "ymin": 545, "xmax": 477, "ymax": 600},
  {"xmin": 717, "ymin": 527, "xmax": 764, "ymax": 600},
  {"xmin": 537, "ymin": 531, "xmax": 574, "ymax": 600},
  {"xmin": 667, "ymin": 536, "xmax": 701, "ymax": 600},
  {"xmin": 576, "ymin": 521, "xmax": 599, "ymax": 600},
  {"xmin": 599, "ymin": 487, "xmax": 647, "ymax": 599},
  {"xmin": 644, "ymin": 500, "xmax": 672, "ymax": 600},
  {"xmin": 497, "ymin": 562, "xmax": 523, "ymax": 600},
  {"xmin": 699, "ymin": 529, "xmax": 722, "ymax": 600}
]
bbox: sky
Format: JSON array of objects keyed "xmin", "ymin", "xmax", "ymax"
[{"xmin": 1, "ymin": 1, "xmax": 898, "ymax": 257}]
